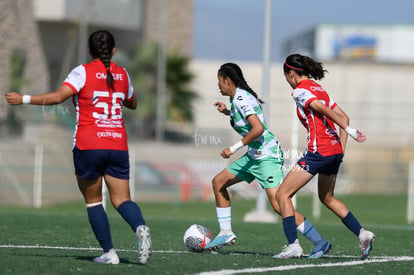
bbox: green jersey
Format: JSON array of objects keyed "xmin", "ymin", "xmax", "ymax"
[{"xmin": 230, "ymin": 88, "xmax": 282, "ymax": 160}]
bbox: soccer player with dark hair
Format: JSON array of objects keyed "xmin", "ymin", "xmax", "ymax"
[
  {"xmin": 5, "ymin": 30, "xmax": 152, "ymax": 265},
  {"xmin": 205, "ymin": 63, "xmax": 331, "ymax": 259},
  {"xmin": 273, "ymin": 53, "xmax": 375, "ymax": 259}
]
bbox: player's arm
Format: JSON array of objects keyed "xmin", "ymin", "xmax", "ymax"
[
  {"xmin": 243, "ymin": 114, "xmax": 264, "ymax": 145},
  {"xmin": 124, "ymin": 72, "xmax": 137, "ymax": 110},
  {"xmin": 214, "ymin": 102, "xmax": 230, "ymax": 116},
  {"xmin": 124, "ymin": 96, "xmax": 137, "ymax": 110},
  {"xmin": 221, "ymin": 114, "xmax": 264, "ymax": 158},
  {"xmin": 308, "ymin": 99, "xmax": 366, "ymax": 143},
  {"xmin": 332, "ymin": 105, "xmax": 349, "ymax": 152},
  {"xmin": 5, "ymin": 84, "xmax": 74, "ymax": 105}
]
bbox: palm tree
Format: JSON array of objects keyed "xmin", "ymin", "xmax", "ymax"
[
  {"xmin": 166, "ymin": 53, "xmax": 198, "ymax": 122},
  {"xmin": 6, "ymin": 49, "xmax": 26, "ymax": 135},
  {"xmin": 125, "ymin": 42, "xmax": 197, "ymax": 140}
]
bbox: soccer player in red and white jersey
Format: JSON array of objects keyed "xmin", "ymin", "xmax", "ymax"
[
  {"xmin": 273, "ymin": 54, "xmax": 375, "ymax": 259},
  {"xmin": 5, "ymin": 30, "xmax": 151, "ymax": 265}
]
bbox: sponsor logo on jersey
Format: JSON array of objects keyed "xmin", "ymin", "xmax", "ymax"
[
  {"xmin": 96, "ymin": 72, "xmax": 124, "ymax": 80},
  {"xmin": 310, "ymin": 85, "xmax": 324, "ymax": 92},
  {"xmin": 97, "ymin": 131, "xmax": 123, "ymax": 138}
]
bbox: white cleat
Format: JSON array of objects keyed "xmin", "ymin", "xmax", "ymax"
[
  {"xmin": 204, "ymin": 231, "xmax": 237, "ymax": 251},
  {"xmin": 137, "ymin": 225, "xmax": 152, "ymax": 264},
  {"xmin": 273, "ymin": 240, "xmax": 303, "ymax": 259},
  {"xmin": 93, "ymin": 248, "xmax": 120, "ymax": 264},
  {"xmin": 359, "ymin": 229, "xmax": 375, "ymax": 259}
]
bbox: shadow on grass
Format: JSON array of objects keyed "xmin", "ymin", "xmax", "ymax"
[
  {"xmin": 75, "ymin": 256, "xmax": 139, "ymax": 265},
  {"xmin": 208, "ymin": 249, "xmax": 363, "ymax": 261}
]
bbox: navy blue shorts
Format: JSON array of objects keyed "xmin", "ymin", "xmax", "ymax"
[
  {"xmin": 297, "ymin": 151, "xmax": 343, "ymax": 176},
  {"xmin": 73, "ymin": 146, "xmax": 130, "ymax": 180}
]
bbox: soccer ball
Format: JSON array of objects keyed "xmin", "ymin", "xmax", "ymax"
[{"xmin": 183, "ymin": 224, "xmax": 212, "ymax": 252}]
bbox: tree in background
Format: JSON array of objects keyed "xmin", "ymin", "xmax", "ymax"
[
  {"xmin": 6, "ymin": 49, "xmax": 26, "ymax": 135},
  {"xmin": 125, "ymin": 42, "xmax": 197, "ymax": 140}
]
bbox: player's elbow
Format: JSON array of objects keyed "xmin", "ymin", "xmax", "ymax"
[
  {"xmin": 50, "ymin": 95, "xmax": 67, "ymax": 105},
  {"xmin": 124, "ymin": 98, "xmax": 137, "ymax": 109},
  {"xmin": 44, "ymin": 91, "xmax": 70, "ymax": 105},
  {"xmin": 125, "ymin": 101, "xmax": 137, "ymax": 110},
  {"xmin": 55, "ymin": 96, "xmax": 67, "ymax": 104},
  {"xmin": 258, "ymin": 123, "xmax": 264, "ymax": 134},
  {"xmin": 253, "ymin": 124, "xmax": 264, "ymax": 137}
]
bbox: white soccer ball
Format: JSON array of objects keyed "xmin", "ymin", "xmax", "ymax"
[{"xmin": 183, "ymin": 224, "xmax": 212, "ymax": 252}]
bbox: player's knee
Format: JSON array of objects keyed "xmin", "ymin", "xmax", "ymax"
[
  {"xmin": 319, "ymin": 193, "xmax": 334, "ymax": 206},
  {"xmin": 112, "ymin": 197, "xmax": 131, "ymax": 209},
  {"xmin": 211, "ymin": 176, "xmax": 222, "ymax": 191},
  {"xmin": 275, "ymin": 189, "xmax": 285, "ymax": 203}
]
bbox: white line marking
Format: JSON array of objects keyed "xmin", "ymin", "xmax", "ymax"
[
  {"xmin": 0, "ymin": 244, "xmax": 186, "ymax": 254},
  {"xmin": 191, "ymin": 256, "xmax": 414, "ymax": 275},
  {"xmin": 3, "ymin": 244, "xmax": 414, "ymax": 275}
]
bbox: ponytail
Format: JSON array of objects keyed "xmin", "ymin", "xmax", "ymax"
[
  {"xmin": 283, "ymin": 54, "xmax": 327, "ymax": 80},
  {"xmin": 88, "ymin": 30, "xmax": 116, "ymax": 89}
]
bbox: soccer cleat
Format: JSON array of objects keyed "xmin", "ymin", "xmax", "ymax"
[
  {"xmin": 204, "ymin": 232, "xmax": 237, "ymax": 250},
  {"xmin": 93, "ymin": 249, "xmax": 120, "ymax": 264},
  {"xmin": 273, "ymin": 240, "xmax": 303, "ymax": 259},
  {"xmin": 308, "ymin": 240, "xmax": 332, "ymax": 259},
  {"xmin": 359, "ymin": 229, "xmax": 375, "ymax": 259},
  {"xmin": 136, "ymin": 225, "xmax": 152, "ymax": 264}
]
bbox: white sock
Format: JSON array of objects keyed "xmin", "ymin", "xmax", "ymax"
[
  {"xmin": 296, "ymin": 221, "xmax": 305, "ymax": 234},
  {"xmin": 216, "ymin": 207, "xmax": 232, "ymax": 233}
]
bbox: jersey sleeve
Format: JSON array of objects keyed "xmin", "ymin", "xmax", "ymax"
[
  {"xmin": 62, "ymin": 65, "xmax": 86, "ymax": 95},
  {"xmin": 292, "ymin": 88, "xmax": 316, "ymax": 108},
  {"xmin": 328, "ymin": 96, "xmax": 337, "ymax": 109},
  {"xmin": 125, "ymin": 69, "xmax": 135, "ymax": 100},
  {"xmin": 233, "ymin": 93, "xmax": 256, "ymax": 118}
]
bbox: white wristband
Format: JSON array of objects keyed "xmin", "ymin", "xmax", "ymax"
[
  {"xmin": 345, "ymin": 126, "xmax": 358, "ymax": 140},
  {"xmin": 229, "ymin": 140, "xmax": 244, "ymax": 154},
  {"xmin": 22, "ymin": 95, "xmax": 31, "ymax": 104}
]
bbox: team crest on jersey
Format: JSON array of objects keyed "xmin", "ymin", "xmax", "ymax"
[
  {"xmin": 241, "ymin": 105, "xmax": 250, "ymax": 112},
  {"xmin": 296, "ymin": 91, "xmax": 306, "ymax": 100},
  {"xmin": 325, "ymin": 128, "xmax": 337, "ymax": 138}
]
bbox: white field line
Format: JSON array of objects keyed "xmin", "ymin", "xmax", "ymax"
[
  {"xmin": 0, "ymin": 244, "xmax": 184, "ymax": 254},
  {"xmin": 2, "ymin": 244, "xmax": 414, "ymax": 275},
  {"xmin": 0, "ymin": 244, "xmax": 371, "ymax": 258},
  {"xmin": 191, "ymin": 256, "xmax": 414, "ymax": 275},
  {"xmin": 1, "ymin": 244, "xmax": 413, "ymax": 260}
]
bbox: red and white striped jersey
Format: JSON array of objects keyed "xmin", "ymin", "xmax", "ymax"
[
  {"xmin": 63, "ymin": 60, "xmax": 134, "ymax": 150},
  {"xmin": 292, "ymin": 79, "xmax": 342, "ymax": 156}
]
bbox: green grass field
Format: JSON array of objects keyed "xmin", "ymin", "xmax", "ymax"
[{"xmin": 1, "ymin": 194, "xmax": 414, "ymax": 274}]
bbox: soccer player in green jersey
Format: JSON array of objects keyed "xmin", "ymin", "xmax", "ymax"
[{"xmin": 204, "ymin": 63, "xmax": 331, "ymax": 259}]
